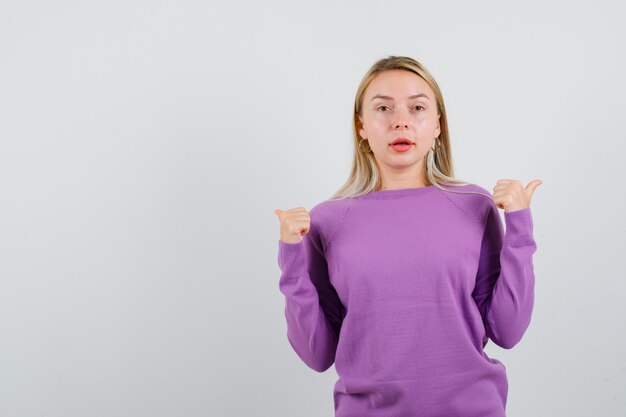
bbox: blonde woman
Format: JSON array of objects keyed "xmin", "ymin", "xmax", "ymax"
[{"xmin": 274, "ymin": 55, "xmax": 542, "ymax": 417}]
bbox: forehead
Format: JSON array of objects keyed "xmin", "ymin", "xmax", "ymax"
[{"xmin": 365, "ymin": 70, "xmax": 434, "ymax": 101}]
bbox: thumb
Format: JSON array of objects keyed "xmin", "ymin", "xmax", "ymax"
[
  {"xmin": 525, "ymin": 179, "xmax": 543, "ymax": 196},
  {"xmin": 274, "ymin": 208, "xmax": 284, "ymax": 219}
]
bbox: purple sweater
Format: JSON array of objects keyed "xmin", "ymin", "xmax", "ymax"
[{"xmin": 277, "ymin": 183, "xmax": 537, "ymax": 417}]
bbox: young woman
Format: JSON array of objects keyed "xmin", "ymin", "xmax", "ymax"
[{"xmin": 274, "ymin": 55, "xmax": 542, "ymax": 417}]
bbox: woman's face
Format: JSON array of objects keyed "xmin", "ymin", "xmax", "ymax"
[{"xmin": 358, "ymin": 69, "xmax": 441, "ymax": 176}]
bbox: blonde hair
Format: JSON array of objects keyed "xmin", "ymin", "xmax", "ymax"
[{"xmin": 328, "ymin": 55, "xmax": 491, "ymax": 201}]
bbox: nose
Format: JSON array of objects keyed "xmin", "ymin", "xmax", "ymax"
[
  {"xmin": 393, "ymin": 119, "xmax": 409, "ymax": 129},
  {"xmin": 392, "ymin": 109, "xmax": 410, "ymax": 129}
]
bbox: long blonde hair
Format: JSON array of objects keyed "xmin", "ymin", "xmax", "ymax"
[{"xmin": 328, "ymin": 55, "xmax": 491, "ymax": 201}]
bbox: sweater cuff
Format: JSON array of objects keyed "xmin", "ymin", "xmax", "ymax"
[
  {"xmin": 277, "ymin": 239, "xmax": 306, "ymax": 278},
  {"xmin": 503, "ymin": 207, "xmax": 535, "ymax": 247}
]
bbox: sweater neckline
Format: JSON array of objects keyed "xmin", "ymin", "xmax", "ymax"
[{"xmin": 359, "ymin": 184, "xmax": 438, "ymax": 199}]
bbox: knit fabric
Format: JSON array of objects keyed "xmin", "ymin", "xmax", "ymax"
[{"xmin": 277, "ymin": 183, "xmax": 537, "ymax": 417}]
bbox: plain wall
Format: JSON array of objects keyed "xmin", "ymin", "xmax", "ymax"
[{"xmin": 1, "ymin": 0, "xmax": 625, "ymax": 416}]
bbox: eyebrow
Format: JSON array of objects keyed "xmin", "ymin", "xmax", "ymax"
[{"xmin": 370, "ymin": 93, "xmax": 431, "ymax": 102}]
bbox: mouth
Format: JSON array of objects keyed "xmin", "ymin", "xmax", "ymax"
[
  {"xmin": 389, "ymin": 138, "xmax": 414, "ymax": 153},
  {"xmin": 390, "ymin": 138, "xmax": 414, "ymax": 146}
]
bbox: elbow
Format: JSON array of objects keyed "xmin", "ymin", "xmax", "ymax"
[
  {"xmin": 287, "ymin": 333, "xmax": 337, "ymax": 373},
  {"xmin": 300, "ymin": 350, "xmax": 335, "ymax": 373},
  {"xmin": 487, "ymin": 321, "xmax": 530, "ymax": 349},
  {"xmin": 485, "ymin": 299, "xmax": 534, "ymax": 350},
  {"xmin": 491, "ymin": 334, "xmax": 522, "ymax": 349},
  {"xmin": 308, "ymin": 357, "xmax": 335, "ymax": 373},
  {"xmin": 303, "ymin": 343, "xmax": 337, "ymax": 372}
]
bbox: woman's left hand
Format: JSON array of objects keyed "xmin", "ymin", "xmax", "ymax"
[{"xmin": 492, "ymin": 179, "xmax": 543, "ymax": 213}]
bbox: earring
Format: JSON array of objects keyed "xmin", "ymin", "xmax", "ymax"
[
  {"xmin": 358, "ymin": 138, "xmax": 372, "ymax": 154},
  {"xmin": 431, "ymin": 137, "xmax": 441, "ymax": 153}
]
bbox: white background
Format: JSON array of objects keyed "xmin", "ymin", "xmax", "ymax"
[{"xmin": 1, "ymin": 0, "xmax": 624, "ymax": 416}]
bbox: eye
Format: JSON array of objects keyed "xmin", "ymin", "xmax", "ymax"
[{"xmin": 377, "ymin": 105, "xmax": 424, "ymax": 112}]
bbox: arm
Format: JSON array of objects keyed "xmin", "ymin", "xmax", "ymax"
[
  {"xmin": 277, "ymin": 222, "xmax": 344, "ymax": 372},
  {"xmin": 472, "ymin": 202, "xmax": 538, "ymax": 349}
]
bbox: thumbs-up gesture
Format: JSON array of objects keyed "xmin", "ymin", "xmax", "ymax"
[
  {"xmin": 492, "ymin": 179, "xmax": 543, "ymax": 212},
  {"xmin": 274, "ymin": 207, "xmax": 311, "ymax": 244}
]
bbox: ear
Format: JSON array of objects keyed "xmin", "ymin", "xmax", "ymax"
[
  {"xmin": 357, "ymin": 116, "xmax": 366, "ymax": 139},
  {"xmin": 435, "ymin": 115, "xmax": 441, "ymax": 137}
]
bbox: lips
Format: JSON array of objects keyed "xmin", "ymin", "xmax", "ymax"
[{"xmin": 390, "ymin": 138, "xmax": 414, "ymax": 145}]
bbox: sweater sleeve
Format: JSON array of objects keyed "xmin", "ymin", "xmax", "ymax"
[
  {"xmin": 277, "ymin": 222, "xmax": 344, "ymax": 372},
  {"xmin": 472, "ymin": 202, "xmax": 537, "ymax": 349}
]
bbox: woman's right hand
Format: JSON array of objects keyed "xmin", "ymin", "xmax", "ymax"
[{"xmin": 274, "ymin": 207, "xmax": 311, "ymax": 244}]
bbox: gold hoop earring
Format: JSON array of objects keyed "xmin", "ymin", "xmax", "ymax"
[
  {"xmin": 431, "ymin": 137, "xmax": 441, "ymax": 153},
  {"xmin": 358, "ymin": 138, "xmax": 372, "ymax": 154}
]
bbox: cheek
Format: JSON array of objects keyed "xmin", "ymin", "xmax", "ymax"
[
  {"xmin": 367, "ymin": 121, "xmax": 387, "ymax": 139},
  {"xmin": 415, "ymin": 116, "xmax": 435, "ymax": 127},
  {"xmin": 414, "ymin": 137, "xmax": 433, "ymax": 151},
  {"xmin": 415, "ymin": 119, "xmax": 440, "ymax": 137},
  {"xmin": 370, "ymin": 117, "xmax": 387, "ymax": 128}
]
